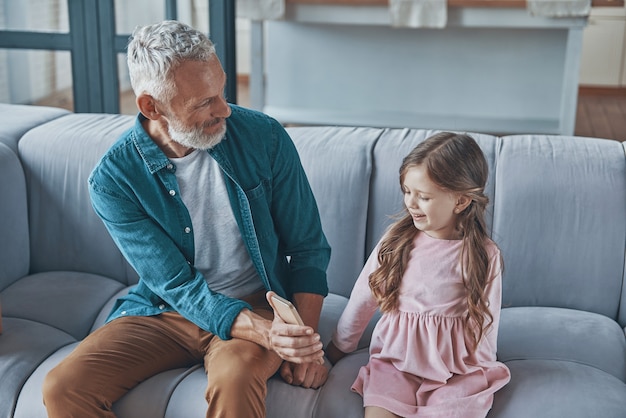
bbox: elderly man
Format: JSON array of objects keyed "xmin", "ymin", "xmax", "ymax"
[{"xmin": 43, "ymin": 20, "xmax": 330, "ymax": 418}]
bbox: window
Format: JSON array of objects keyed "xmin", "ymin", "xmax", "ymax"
[{"xmin": 0, "ymin": 0, "xmax": 237, "ymax": 114}]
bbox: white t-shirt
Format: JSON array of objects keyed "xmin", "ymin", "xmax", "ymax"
[{"xmin": 170, "ymin": 149, "xmax": 263, "ymax": 298}]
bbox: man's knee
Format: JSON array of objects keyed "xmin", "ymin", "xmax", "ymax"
[
  {"xmin": 43, "ymin": 363, "xmax": 71, "ymax": 403},
  {"xmin": 42, "ymin": 361, "xmax": 92, "ymax": 405},
  {"xmin": 205, "ymin": 347, "xmax": 277, "ymax": 398},
  {"xmin": 43, "ymin": 359, "xmax": 117, "ymax": 418}
]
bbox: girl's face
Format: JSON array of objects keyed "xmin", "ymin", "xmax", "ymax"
[{"xmin": 402, "ymin": 164, "xmax": 464, "ymax": 240}]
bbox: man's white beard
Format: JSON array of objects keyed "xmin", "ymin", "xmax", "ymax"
[{"xmin": 168, "ymin": 119, "xmax": 227, "ymax": 150}]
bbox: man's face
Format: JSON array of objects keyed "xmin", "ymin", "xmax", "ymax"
[{"xmin": 163, "ymin": 57, "xmax": 232, "ymax": 150}]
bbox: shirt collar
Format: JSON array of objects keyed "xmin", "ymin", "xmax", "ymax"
[{"xmin": 131, "ymin": 113, "xmax": 172, "ymax": 174}]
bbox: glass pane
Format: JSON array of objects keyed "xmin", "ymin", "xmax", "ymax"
[
  {"xmin": 117, "ymin": 53, "xmax": 135, "ymax": 115},
  {"xmin": 0, "ymin": 49, "xmax": 73, "ymax": 111},
  {"xmin": 0, "ymin": 0, "xmax": 69, "ymax": 33},
  {"xmin": 114, "ymin": 0, "xmax": 167, "ymax": 34}
]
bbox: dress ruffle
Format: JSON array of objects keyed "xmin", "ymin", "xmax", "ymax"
[{"xmin": 353, "ymin": 310, "xmax": 510, "ymax": 417}]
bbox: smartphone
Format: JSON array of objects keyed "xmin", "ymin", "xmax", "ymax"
[{"xmin": 269, "ymin": 293, "xmax": 304, "ymax": 326}]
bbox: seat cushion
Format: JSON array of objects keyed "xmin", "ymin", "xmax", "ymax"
[
  {"xmin": 2, "ymin": 271, "xmax": 125, "ymax": 340},
  {"xmin": 0, "ymin": 319, "xmax": 76, "ymax": 418},
  {"xmin": 489, "ymin": 359, "xmax": 626, "ymax": 418},
  {"xmin": 314, "ymin": 348, "xmax": 369, "ymax": 418},
  {"xmin": 498, "ymin": 306, "xmax": 626, "ymax": 381}
]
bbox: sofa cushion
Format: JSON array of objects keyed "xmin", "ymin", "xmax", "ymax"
[
  {"xmin": 493, "ymin": 135, "xmax": 626, "ymax": 321},
  {"xmin": 314, "ymin": 348, "xmax": 369, "ymax": 418},
  {"xmin": 13, "ymin": 343, "xmax": 78, "ymax": 418},
  {"xmin": 288, "ymin": 126, "xmax": 381, "ymax": 297},
  {"xmin": 113, "ymin": 367, "xmax": 198, "ymax": 418},
  {"xmin": 18, "ymin": 113, "xmax": 137, "ymax": 285},
  {"xmin": 621, "ymin": 141, "xmax": 626, "ymax": 328},
  {"xmin": 160, "ymin": 365, "xmax": 325, "ymax": 418},
  {"xmin": 490, "ymin": 359, "xmax": 626, "ymax": 418},
  {"xmin": 0, "ymin": 319, "xmax": 75, "ymax": 418},
  {"xmin": 498, "ymin": 307, "xmax": 626, "ymax": 381},
  {"xmin": 90, "ymin": 287, "xmax": 132, "ymax": 332},
  {"xmin": 13, "ymin": 343, "xmax": 197, "ymax": 418},
  {"xmin": 1, "ymin": 272, "xmax": 125, "ymax": 340},
  {"xmin": 0, "ymin": 143, "xmax": 29, "ymax": 290},
  {"xmin": 0, "ymin": 104, "xmax": 69, "ymax": 154}
]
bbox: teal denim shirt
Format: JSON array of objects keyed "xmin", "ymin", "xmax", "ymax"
[{"xmin": 88, "ymin": 105, "xmax": 330, "ymax": 340}]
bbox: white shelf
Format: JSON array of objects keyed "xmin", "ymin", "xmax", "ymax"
[{"xmin": 265, "ymin": 107, "xmax": 563, "ymax": 135}]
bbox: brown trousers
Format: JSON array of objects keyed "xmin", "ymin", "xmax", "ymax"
[{"xmin": 43, "ymin": 291, "xmax": 282, "ymax": 418}]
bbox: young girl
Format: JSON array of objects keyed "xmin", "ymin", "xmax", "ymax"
[{"xmin": 326, "ymin": 132, "xmax": 511, "ymax": 418}]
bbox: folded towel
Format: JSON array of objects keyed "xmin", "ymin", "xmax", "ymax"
[
  {"xmin": 389, "ymin": 0, "xmax": 447, "ymax": 28},
  {"xmin": 527, "ymin": 0, "xmax": 591, "ymax": 17},
  {"xmin": 237, "ymin": 0, "xmax": 285, "ymax": 20}
]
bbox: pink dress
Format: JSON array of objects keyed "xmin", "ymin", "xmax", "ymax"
[{"xmin": 332, "ymin": 232, "xmax": 511, "ymax": 418}]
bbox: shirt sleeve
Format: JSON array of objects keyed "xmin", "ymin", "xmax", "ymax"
[
  {"xmin": 331, "ymin": 244, "xmax": 381, "ymax": 353},
  {"xmin": 267, "ymin": 120, "xmax": 330, "ymax": 296}
]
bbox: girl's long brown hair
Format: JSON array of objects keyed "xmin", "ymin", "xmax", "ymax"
[{"xmin": 369, "ymin": 132, "xmax": 499, "ymax": 351}]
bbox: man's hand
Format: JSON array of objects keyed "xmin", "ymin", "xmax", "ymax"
[
  {"xmin": 265, "ymin": 291, "xmax": 329, "ymax": 388},
  {"xmin": 279, "ymin": 360, "xmax": 329, "ymax": 389},
  {"xmin": 267, "ymin": 310, "xmax": 325, "ymax": 365}
]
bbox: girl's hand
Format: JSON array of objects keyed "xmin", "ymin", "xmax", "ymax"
[{"xmin": 325, "ymin": 341, "xmax": 348, "ymax": 365}]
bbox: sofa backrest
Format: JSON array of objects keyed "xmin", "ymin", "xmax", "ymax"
[
  {"xmin": 288, "ymin": 127, "xmax": 381, "ymax": 297},
  {"xmin": 290, "ymin": 127, "xmax": 626, "ymax": 328},
  {"xmin": 18, "ymin": 113, "xmax": 138, "ymax": 285},
  {"xmin": 0, "ymin": 104, "xmax": 69, "ymax": 291},
  {"xmin": 0, "ymin": 143, "xmax": 29, "ymax": 290},
  {"xmin": 0, "ymin": 103, "xmax": 69, "ymax": 154},
  {"xmin": 10, "ymin": 111, "xmax": 626, "ymax": 328},
  {"xmin": 493, "ymin": 135, "xmax": 626, "ymax": 326}
]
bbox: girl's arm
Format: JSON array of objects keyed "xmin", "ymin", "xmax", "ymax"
[
  {"xmin": 325, "ymin": 340, "xmax": 348, "ymax": 365},
  {"xmin": 482, "ymin": 247, "xmax": 504, "ymax": 356},
  {"xmin": 330, "ymin": 245, "xmax": 381, "ymax": 355}
]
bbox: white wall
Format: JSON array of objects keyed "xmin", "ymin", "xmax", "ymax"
[
  {"xmin": 579, "ymin": 5, "xmax": 626, "ymax": 87},
  {"xmin": 1, "ymin": 2, "xmax": 622, "ymax": 108}
]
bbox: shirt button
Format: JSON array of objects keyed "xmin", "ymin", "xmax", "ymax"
[
  {"xmin": 169, "ymin": 189, "xmax": 176, "ymax": 196},
  {"xmin": 121, "ymin": 311, "xmax": 127, "ymax": 315},
  {"xmin": 184, "ymin": 227, "xmax": 191, "ymax": 233},
  {"xmin": 158, "ymin": 304, "xmax": 166, "ymax": 310},
  {"xmin": 166, "ymin": 163, "xmax": 173, "ymax": 170}
]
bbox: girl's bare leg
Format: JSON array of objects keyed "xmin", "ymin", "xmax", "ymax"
[{"xmin": 364, "ymin": 406, "xmax": 402, "ymax": 418}]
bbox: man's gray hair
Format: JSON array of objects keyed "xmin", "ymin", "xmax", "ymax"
[{"xmin": 127, "ymin": 20, "xmax": 216, "ymax": 102}]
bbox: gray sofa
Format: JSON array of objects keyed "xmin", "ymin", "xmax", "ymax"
[{"xmin": 1, "ymin": 103, "xmax": 625, "ymax": 418}]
